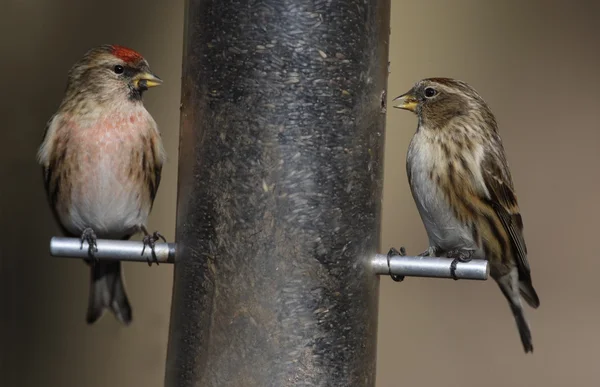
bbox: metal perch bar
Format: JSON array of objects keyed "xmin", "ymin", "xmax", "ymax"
[
  {"xmin": 49, "ymin": 237, "xmax": 176, "ymax": 263},
  {"xmin": 371, "ymin": 254, "xmax": 489, "ymax": 280},
  {"xmin": 48, "ymin": 237, "xmax": 488, "ymax": 280}
]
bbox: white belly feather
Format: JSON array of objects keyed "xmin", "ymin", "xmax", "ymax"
[
  {"xmin": 66, "ymin": 154, "xmax": 147, "ymax": 239},
  {"xmin": 407, "ymin": 132, "xmax": 480, "ymax": 255}
]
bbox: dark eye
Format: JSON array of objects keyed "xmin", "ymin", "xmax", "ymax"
[
  {"xmin": 113, "ymin": 65, "xmax": 124, "ymax": 74},
  {"xmin": 424, "ymin": 87, "xmax": 437, "ymax": 98}
]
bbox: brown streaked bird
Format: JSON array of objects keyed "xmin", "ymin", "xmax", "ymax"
[
  {"xmin": 393, "ymin": 77, "xmax": 540, "ymax": 353},
  {"xmin": 37, "ymin": 44, "xmax": 167, "ymax": 325}
]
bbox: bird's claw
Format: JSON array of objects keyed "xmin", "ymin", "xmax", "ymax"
[
  {"xmin": 387, "ymin": 246, "xmax": 406, "ymax": 282},
  {"xmin": 80, "ymin": 228, "xmax": 99, "ymax": 262},
  {"xmin": 141, "ymin": 231, "xmax": 166, "ymax": 266},
  {"xmin": 418, "ymin": 246, "xmax": 439, "ymax": 257},
  {"xmin": 446, "ymin": 249, "xmax": 474, "ymax": 280}
]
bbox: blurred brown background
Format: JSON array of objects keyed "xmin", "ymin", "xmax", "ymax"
[{"xmin": 1, "ymin": 0, "xmax": 599, "ymax": 386}]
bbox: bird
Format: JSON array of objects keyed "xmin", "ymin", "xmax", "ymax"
[
  {"xmin": 37, "ymin": 44, "xmax": 167, "ymax": 325},
  {"xmin": 392, "ymin": 77, "xmax": 540, "ymax": 353}
]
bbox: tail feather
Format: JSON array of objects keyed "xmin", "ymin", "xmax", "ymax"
[
  {"xmin": 86, "ymin": 262, "xmax": 132, "ymax": 325},
  {"xmin": 496, "ymin": 269, "xmax": 534, "ymax": 353},
  {"xmin": 507, "ymin": 299, "xmax": 533, "ymax": 353},
  {"xmin": 519, "ymin": 279, "xmax": 540, "ymax": 309}
]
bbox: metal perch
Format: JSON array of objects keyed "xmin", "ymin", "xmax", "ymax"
[
  {"xmin": 49, "ymin": 237, "xmax": 488, "ymax": 280},
  {"xmin": 49, "ymin": 237, "xmax": 176, "ymax": 264}
]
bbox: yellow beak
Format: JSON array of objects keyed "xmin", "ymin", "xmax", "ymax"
[
  {"xmin": 133, "ymin": 72, "xmax": 163, "ymax": 89},
  {"xmin": 393, "ymin": 91, "xmax": 418, "ymax": 112}
]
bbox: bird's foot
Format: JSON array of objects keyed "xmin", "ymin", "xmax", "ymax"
[
  {"xmin": 80, "ymin": 228, "xmax": 99, "ymax": 262},
  {"xmin": 418, "ymin": 246, "xmax": 438, "ymax": 257},
  {"xmin": 446, "ymin": 249, "xmax": 475, "ymax": 280},
  {"xmin": 141, "ymin": 230, "xmax": 166, "ymax": 266},
  {"xmin": 387, "ymin": 246, "xmax": 406, "ymax": 282}
]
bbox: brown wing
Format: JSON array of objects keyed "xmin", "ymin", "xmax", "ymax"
[
  {"xmin": 143, "ymin": 133, "xmax": 164, "ymax": 209},
  {"xmin": 481, "ymin": 151, "xmax": 530, "ymax": 278},
  {"xmin": 40, "ymin": 118, "xmax": 54, "ymax": 196},
  {"xmin": 39, "ymin": 115, "xmax": 64, "ymax": 210},
  {"xmin": 39, "ymin": 115, "xmax": 73, "ymax": 236},
  {"xmin": 148, "ymin": 159, "xmax": 162, "ymax": 205}
]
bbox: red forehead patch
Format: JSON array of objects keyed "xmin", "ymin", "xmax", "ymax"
[{"xmin": 110, "ymin": 45, "xmax": 143, "ymax": 64}]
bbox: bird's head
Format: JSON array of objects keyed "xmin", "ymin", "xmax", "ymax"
[
  {"xmin": 393, "ymin": 78, "xmax": 491, "ymax": 129},
  {"xmin": 65, "ymin": 44, "xmax": 162, "ymax": 104}
]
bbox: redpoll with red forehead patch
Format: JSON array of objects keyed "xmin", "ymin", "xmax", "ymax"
[
  {"xmin": 110, "ymin": 45, "xmax": 145, "ymax": 64},
  {"xmin": 38, "ymin": 44, "xmax": 167, "ymax": 324}
]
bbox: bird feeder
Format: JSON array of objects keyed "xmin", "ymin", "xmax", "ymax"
[{"xmin": 48, "ymin": 0, "xmax": 488, "ymax": 386}]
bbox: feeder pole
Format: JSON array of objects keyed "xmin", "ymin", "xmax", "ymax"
[{"xmin": 165, "ymin": 1, "xmax": 391, "ymax": 386}]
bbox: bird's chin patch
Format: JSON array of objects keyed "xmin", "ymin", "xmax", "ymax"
[{"xmin": 128, "ymin": 87, "xmax": 144, "ymax": 101}]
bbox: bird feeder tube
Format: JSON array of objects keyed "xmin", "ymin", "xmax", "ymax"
[{"xmin": 164, "ymin": 0, "xmax": 392, "ymax": 385}]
